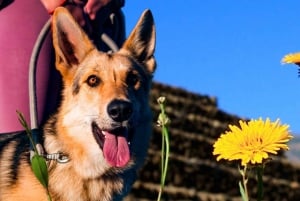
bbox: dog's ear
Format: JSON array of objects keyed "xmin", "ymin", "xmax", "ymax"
[
  {"xmin": 121, "ymin": 9, "xmax": 156, "ymax": 74},
  {"xmin": 52, "ymin": 7, "xmax": 95, "ymax": 75}
]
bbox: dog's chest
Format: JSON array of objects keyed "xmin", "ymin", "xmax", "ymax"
[{"xmin": 49, "ymin": 167, "xmax": 123, "ymax": 201}]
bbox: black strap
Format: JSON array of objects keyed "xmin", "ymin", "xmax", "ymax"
[{"xmin": 29, "ymin": 128, "xmax": 44, "ymax": 154}]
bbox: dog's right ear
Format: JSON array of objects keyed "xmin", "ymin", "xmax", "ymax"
[{"xmin": 52, "ymin": 7, "xmax": 95, "ymax": 75}]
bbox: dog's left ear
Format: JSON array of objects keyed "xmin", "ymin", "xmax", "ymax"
[
  {"xmin": 120, "ymin": 9, "xmax": 156, "ymax": 74},
  {"xmin": 52, "ymin": 7, "xmax": 95, "ymax": 75}
]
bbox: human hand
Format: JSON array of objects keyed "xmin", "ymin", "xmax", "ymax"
[
  {"xmin": 64, "ymin": 0, "xmax": 111, "ymax": 27},
  {"xmin": 40, "ymin": 0, "xmax": 111, "ymax": 20},
  {"xmin": 40, "ymin": 0, "xmax": 66, "ymax": 14},
  {"xmin": 84, "ymin": 0, "xmax": 111, "ymax": 20}
]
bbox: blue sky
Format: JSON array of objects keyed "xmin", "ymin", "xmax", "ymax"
[{"xmin": 123, "ymin": 1, "xmax": 300, "ymax": 134}]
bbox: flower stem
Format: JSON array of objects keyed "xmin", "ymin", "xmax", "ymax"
[
  {"xmin": 256, "ymin": 164, "xmax": 264, "ymax": 201},
  {"xmin": 243, "ymin": 166, "xmax": 249, "ymax": 201},
  {"xmin": 47, "ymin": 189, "xmax": 52, "ymax": 201},
  {"xmin": 239, "ymin": 165, "xmax": 249, "ymax": 201},
  {"xmin": 16, "ymin": 111, "xmax": 39, "ymax": 154},
  {"xmin": 156, "ymin": 97, "xmax": 170, "ymax": 201}
]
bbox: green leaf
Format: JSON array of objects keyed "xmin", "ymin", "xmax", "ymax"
[{"xmin": 31, "ymin": 154, "xmax": 49, "ymax": 189}]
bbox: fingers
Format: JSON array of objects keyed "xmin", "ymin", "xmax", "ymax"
[
  {"xmin": 41, "ymin": 0, "xmax": 112, "ymax": 20},
  {"xmin": 40, "ymin": 0, "xmax": 66, "ymax": 13},
  {"xmin": 84, "ymin": 0, "xmax": 110, "ymax": 20}
]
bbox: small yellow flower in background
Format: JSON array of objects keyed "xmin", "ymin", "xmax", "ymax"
[
  {"xmin": 213, "ymin": 118, "xmax": 293, "ymax": 166},
  {"xmin": 282, "ymin": 52, "xmax": 300, "ymax": 65}
]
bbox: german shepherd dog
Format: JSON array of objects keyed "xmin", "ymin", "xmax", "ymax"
[{"xmin": 0, "ymin": 7, "xmax": 155, "ymax": 201}]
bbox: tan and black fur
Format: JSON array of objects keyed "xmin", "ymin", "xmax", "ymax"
[{"xmin": 0, "ymin": 7, "xmax": 155, "ymax": 201}]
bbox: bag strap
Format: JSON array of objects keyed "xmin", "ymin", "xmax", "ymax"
[{"xmin": 29, "ymin": 6, "xmax": 124, "ymax": 130}]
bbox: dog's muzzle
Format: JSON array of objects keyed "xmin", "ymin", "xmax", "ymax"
[{"xmin": 91, "ymin": 100, "xmax": 133, "ymax": 168}]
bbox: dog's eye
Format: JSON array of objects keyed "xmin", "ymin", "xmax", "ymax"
[
  {"xmin": 127, "ymin": 72, "xmax": 140, "ymax": 87},
  {"xmin": 87, "ymin": 75, "xmax": 100, "ymax": 87}
]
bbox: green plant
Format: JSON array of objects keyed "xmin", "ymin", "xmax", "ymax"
[
  {"xmin": 17, "ymin": 111, "xmax": 52, "ymax": 201},
  {"xmin": 213, "ymin": 118, "xmax": 292, "ymax": 200},
  {"xmin": 156, "ymin": 97, "xmax": 170, "ymax": 201}
]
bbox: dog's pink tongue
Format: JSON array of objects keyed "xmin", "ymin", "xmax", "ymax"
[{"xmin": 103, "ymin": 131, "xmax": 130, "ymax": 167}]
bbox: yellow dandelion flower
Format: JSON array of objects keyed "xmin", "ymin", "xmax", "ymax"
[
  {"xmin": 213, "ymin": 118, "xmax": 293, "ymax": 166},
  {"xmin": 282, "ymin": 52, "xmax": 300, "ymax": 65}
]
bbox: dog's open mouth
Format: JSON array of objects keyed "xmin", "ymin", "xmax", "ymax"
[{"xmin": 91, "ymin": 122, "xmax": 130, "ymax": 168}]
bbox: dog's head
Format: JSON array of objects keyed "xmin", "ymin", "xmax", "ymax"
[{"xmin": 51, "ymin": 7, "xmax": 155, "ymax": 173}]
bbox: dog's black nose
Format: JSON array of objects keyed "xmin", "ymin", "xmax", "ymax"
[{"xmin": 107, "ymin": 100, "xmax": 133, "ymax": 122}]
